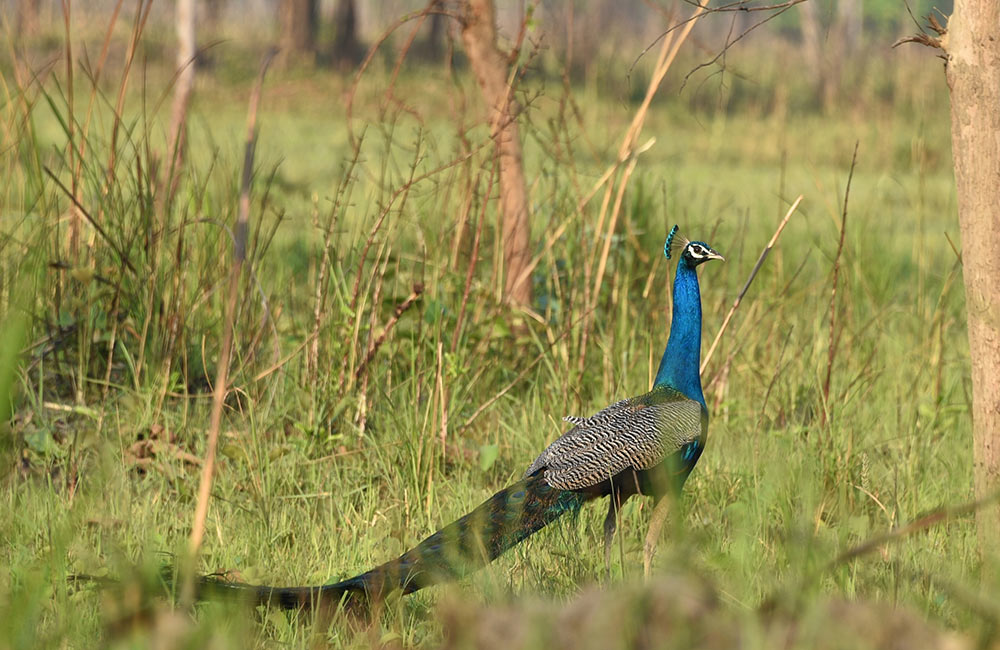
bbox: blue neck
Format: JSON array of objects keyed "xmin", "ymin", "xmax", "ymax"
[{"xmin": 654, "ymin": 258, "xmax": 705, "ymax": 405}]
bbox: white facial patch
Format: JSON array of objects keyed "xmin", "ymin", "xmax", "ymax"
[{"xmin": 687, "ymin": 244, "xmax": 708, "ymax": 259}]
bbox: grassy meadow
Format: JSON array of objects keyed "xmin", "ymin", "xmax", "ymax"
[{"xmin": 0, "ymin": 11, "xmax": 984, "ymax": 649}]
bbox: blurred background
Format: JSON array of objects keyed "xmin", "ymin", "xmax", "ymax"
[{"xmin": 0, "ymin": 1, "xmax": 977, "ymax": 649}]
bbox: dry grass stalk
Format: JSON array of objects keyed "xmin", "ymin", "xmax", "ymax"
[
  {"xmin": 105, "ymin": 0, "xmax": 152, "ymax": 200},
  {"xmin": 182, "ymin": 52, "xmax": 274, "ymax": 605},
  {"xmin": 59, "ymin": 0, "xmax": 80, "ymax": 258},
  {"xmin": 451, "ymin": 163, "xmax": 495, "ymax": 353},
  {"xmin": 821, "ymin": 145, "xmax": 858, "ymax": 428},
  {"xmin": 458, "ymin": 309, "xmax": 592, "ymax": 434},
  {"xmin": 578, "ymin": 3, "xmax": 706, "ymax": 377},
  {"xmin": 254, "ymin": 332, "xmax": 317, "ymax": 382},
  {"xmin": 344, "ymin": 2, "xmax": 452, "ymax": 146},
  {"xmin": 308, "ymin": 140, "xmax": 361, "ymax": 382},
  {"xmin": 758, "ymin": 486, "xmax": 1000, "ymax": 618},
  {"xmin": 645, "ymin": 195, "xmax": 802, "ymax": 575},
  {"xmin": 354, "ymin": 283, "xmax": 425, "ymax": 383},
  {"xmin": 437, "ymin": 340, "xmax": 448, "ymax": 451},
  {"xmin": 701, "ymin": 194, "xmax": 804, "ymax": 374},
  {"xmin": 75, "ymin": 0, "xmax": 122, "ymax": 207},
  {"xmin": 121, "ymin": 0, "xmax": 157, "ymax": 387},
  {"xmin": 832, "ymin": 488, "xmax": 1000, "ymax": 568}
]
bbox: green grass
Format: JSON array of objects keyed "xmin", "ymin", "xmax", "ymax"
[{"xmin": 0, "ymin": 22, "xmax": 985, "ymax": 649}]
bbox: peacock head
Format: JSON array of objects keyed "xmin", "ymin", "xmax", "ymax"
[{"xmin": 664, "ymin": 225, "xmax": 725, "ymax": 266}]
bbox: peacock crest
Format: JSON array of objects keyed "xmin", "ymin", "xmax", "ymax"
[{"xmin": 664, "ymin": 224, "xmax": 691, "ymax": 260}]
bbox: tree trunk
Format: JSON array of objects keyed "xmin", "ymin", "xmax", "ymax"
[
  {"xmin": 945, "ymin": 1, "xmax": 1000, "ymax": 555},
  {"xmin": 425, "ymin": 6, "xmax": 445, "ymax": 61},
  {"xmin": 837, "ymin": 0, "xmax": 862, "ymax": 52},
  {"xmin": 204, "ymin": 0, "xmax": 227, "ymax": 36},
  {"xmin": 279, "ymin": 0, "xmax": 318, "ymax": 64},
  {"xmin": 168, "ymin": 0, "xmax": 196, "ymax": 177},
  {"xmin": 16, "ymin": 0, "xmax": 40, "ymax": 37},
  {"xmin": 460, "ymin": 0, "xmax": 533, "ymax": 308},
  {"xmin": 332, "ymin": 0, "xmax": 361, "ymax": 67},
  {"xmin": 799, "ymin": 1, "xmax": 826, "ymax": 108}
]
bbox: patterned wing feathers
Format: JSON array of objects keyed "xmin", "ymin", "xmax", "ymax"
[{"xmin": 528, "ymin": 391, "xmax": 703, "ymax": 490}]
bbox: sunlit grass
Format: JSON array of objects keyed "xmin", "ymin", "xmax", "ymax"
[{"xmin": 0, "ymin": 22, "xmax": 980, "ymax": 649}]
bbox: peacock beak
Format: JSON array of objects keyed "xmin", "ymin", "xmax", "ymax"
[{"xmin": 707, "ymin": 249, "xmax": 725, "ymax": 262}]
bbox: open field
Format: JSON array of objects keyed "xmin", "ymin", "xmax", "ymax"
[{"xmin": 0, "ymin": 11, "xmax": 984, "ymax": 649}]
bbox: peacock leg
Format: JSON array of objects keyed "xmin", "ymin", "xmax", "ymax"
[
  {"xmin": 602, "ymin": 495, "xmax": 619, "ymax": 582},
  {"xmin": 643, "ymin": 496, "xmax": 671, "ymax": 578}
]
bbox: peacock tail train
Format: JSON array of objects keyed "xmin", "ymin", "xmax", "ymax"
[
  {"xmin": 103, "ymin": 230, "xmax": 723, "ymax": 614},
  {"xmin": 197, "ymin": 471, "xmax": 592, "ymax": 611}
]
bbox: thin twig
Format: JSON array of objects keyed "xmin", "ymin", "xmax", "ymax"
[
  {"xmin": 579, "ymin": 3, "xmax": 704, "ymax": 378},
  {"xmin": 821, "ymin": 144, "xmax": 858, "ymax": 427},
  {"xmin": 846, "ymin": 493, "xmax": 988, "ymax": 589},
  {"xmin": 458, "ymin": 308, "xmax": 593, "ymax": 434},
  {"xmin": 309, "ymin": 135, "xmax": 363, "ymax": 382},
  {"xmin": 451, "ymin": 162, "xmax": 495, "ymax": 353},
  {"xmin": 632, "ymin": 0, "xmax": 808, "ymax": 75},
  {"xmin": 354, "ymin": 283, "xmax": 424, "ymax": 382},
  {"xmin": 701, "ymin": 194, "xmax": 803, "ymax": 374},
  {"xmin": 42, "ymin": 167, "xmax": 137, "ymax": 274},
  {"xmin": 679, "ymin": 0, "xmax": 809, "ymax": 91},
  {"xmin": 253, "ymin": 332, "xmax": 317, "ymax": 383},
  {"xmin": 344, "ymin": 3, "xmax": 459, "ymax": 149},
  {"xmin": 347, "ymin": 144, "xmax": 483, "ymax": 313},
  {"xmin": 761, "ymin": 486, "xmax": 1000, "ymax": 613}
]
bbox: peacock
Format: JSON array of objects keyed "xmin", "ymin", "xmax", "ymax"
[{"xmin": 197, "ymin": 227, "xmax": 724, "ymax": 611}]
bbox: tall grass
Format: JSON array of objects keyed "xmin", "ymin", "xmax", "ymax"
[{"xmin": 0, "ymin": 8, "xmax": 979, "ymax": 650}]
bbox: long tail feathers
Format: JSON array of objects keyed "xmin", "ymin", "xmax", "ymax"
[{"xmin": 197, "ymin": 471, "xmax": 590, "ymax": 611}]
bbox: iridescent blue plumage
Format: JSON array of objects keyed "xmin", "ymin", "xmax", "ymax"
[
  {"xmin": 655, "ymin": 244, "xmax": 708, "ymax": 405},
  {"xmin": 196, "ymin": 231, "xmax": 724, "ymax": 612}
]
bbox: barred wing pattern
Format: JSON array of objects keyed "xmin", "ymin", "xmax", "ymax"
[{"xmin": 525, "ymin": 388, "xmax": 704, "ymax": 490}]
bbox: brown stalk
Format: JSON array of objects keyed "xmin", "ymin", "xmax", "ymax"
[
  {"xmin": 451, "ymin": 167, "xmax": 480, "ymax": 272},
  {"xmin": 106, "ymin": 0, "xmax": 153, "ymax": 191},
  {"xmin": 761, "ymin": 485, "xmax": 1000, "ymax": 614},
  {"xmin": 42, "ymin": 168, "xmax": 136, "ymax": 275},
  {"xmin": 357, "ymin": 244, "xmax": 393, "ymax": 435},
  {"xmin": 354, "ymin": 285, "xmax": 424, "ymax": 384},
  {"xmin": 458, "ymin": 308, "xmax": 593, "ymax": 435},
  {"xmin": 308, "ymin": 141, "xmax": 361, "ymax": 382},
  {"xmin": 821, "ymin": 144, "xmax": 858, "ymax": 428},
  {"xmin": 182, "ymin": 52, "xmax": 274, "ymax": 606},
  {"xmin": 833, "ymin": 489, "xmax": 1000, "ymax": 566},
  {"xmin": 383, "ymin": 1, "xmax": 433, "ymax": 107},
  {"xmin": 701, "ymin": 194, "xmax": 803, "ymax": 374},
  {"xmin": 255, "ymin": 332, "xmax": 317, "ymax": 383},
  {"xmin": 645, "ymin": 194, "xmax": 802, "ymax": 575},
  {"xmin": 578, "ymin": 3, "xmax": 705, "ymax": 377},
  {"xmin": 74, "ymin": 0, "xmax": 122, "ymax": 196},
  {"xmin": 591, "ymin": 156, "xmax": 640, "ymax": 312},
  {"xmin": 346, "ymin": 236, "xmax": 391, "ymax": 394},
  {"xmin": 344, "ymin": 3, "xmax": 458, "ymax": 149},
  {"xmin": 84, "ymin": 2, "xmax": 125, "ymax": 402},
  {"xmin": 451, "ymin": 162, "xmax": 496, "ymax": 353},
  {"xmin": 346, "ymin": 144, "xmax": 483, "ymax": 314},
  {"xmin": 119, "ymin": 0, "xmax": 156, "ymax": 386},
  {"xmin": 437, "ymin": 340, "xmax": 448, "ymax": 453},
  {"xmin": 506, "ymin": 141, "xmax": 651, "ymax": 300},
  {"xmin": 60, "ymin": 0, "xmax": 79, "ymax": 258}
]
